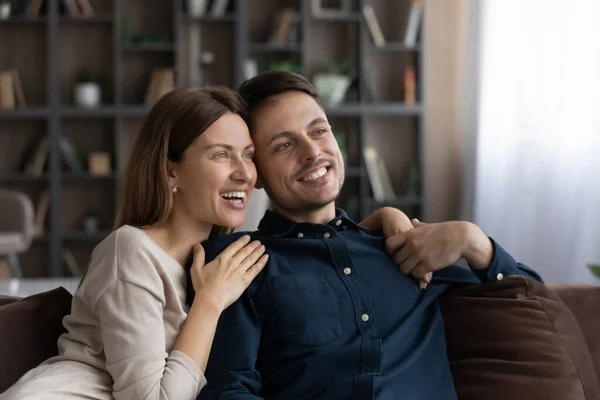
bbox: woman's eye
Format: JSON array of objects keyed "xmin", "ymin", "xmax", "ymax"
[
  {"xmin": 243, "ymin": 151, "xmax": 254, "ymax": 159},
  {"xmin": 214, "ymin": 152, "xmax": 228, "ymax": 160}
]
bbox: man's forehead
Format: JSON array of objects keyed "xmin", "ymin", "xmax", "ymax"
[{"xmin": 253, "ymin": 92, "xmax": 326, "ymax": 133}]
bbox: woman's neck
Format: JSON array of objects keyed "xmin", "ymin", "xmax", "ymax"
[{"xmin": 145, "ymin": 212, "xmax": 212, "ymax": 267}]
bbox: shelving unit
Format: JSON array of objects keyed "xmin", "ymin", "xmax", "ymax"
[{"xmin": 0, "ymin": 0, "xmax": 424, "ymax": 278}]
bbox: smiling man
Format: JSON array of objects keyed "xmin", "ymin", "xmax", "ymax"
[{"xmin": 188, "ymin": 71, "xmax": 542, "ymax": 400}]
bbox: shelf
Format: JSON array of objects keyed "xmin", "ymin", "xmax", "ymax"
[
  {"xmin": 367, "ymin": 196, "xmax": 422, "ymax": 208},
  {"xmin": 63, "ymin": 230, "xmax": 111, "ymax": 241},
  {"xmin": 60, "ymin": 107, "xmax": 118, "ymax": 117},
  {"xmin": 0, "ymin": 108, "xmax": 49, "ymax": 118},
  {"xmin": 0, "ymin": 173, "xmax": 48, "ymax": 183},
  {"xmin": 249, "ymin": 42, "xmax": 302, "ymax": 52},
  {"xmin": 345, "ymin": 166, "xmax": 363, "ymax": 177},
  {"xmin": 310, "ymin": 12, "xmax": 362, "ymax": 22},
  {"xmin": 185, "ymin": 13, "xmax": 236, "ymax": 22},
  {"xmin": 122, "ymin": 43, "xmax": 176, "ymax": 53},
  {"xmin": 59, "ymin": 14, "xmax": 114, "ymax": 23},
  {"xmin": 325, "ymin": 103, "xmax": 422, "ymax": 117},
  {"xmin": 374, "ymin": 43, "xmax": 422, "ymax": 52},
  {"xmin": 0, "ymin": 17, "xmax": 47, "ymax": 24},
  {"xmin": 119, "ymin": 106, "xmax": 151, "ymax": 117},
  {"xmin": 33, "ymin": 233, "xmax": 50, "ymax": 241},
  {"xmin": 62, "ymin": 172, "xmax": 117, "ymax": 181}
]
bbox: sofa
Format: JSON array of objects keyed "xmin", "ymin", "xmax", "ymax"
[{"xmin": 1, "ymin": 276, "xmax": 599, "ymax": 399}]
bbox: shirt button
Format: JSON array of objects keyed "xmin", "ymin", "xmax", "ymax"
[
  {"xmin": 335, "ymin": 220, "xmax": 342, "ymax": 226},
  {"xmin": 323, "ymin": 232, "xmax": 331, "ymax": 239},
  {"xmin": 343, "ymin": 267, "xmax": 352, "ymax": 275},
  {"xmin": 496, "ymin": 273, "xmax": 504, "ymax": 281},
  {"xmin": 297, "ymin": 232, "xmax": 304, "ymax": 238},
  {"xmin": 361, "ymin": 314, "xmax": 370, "ymax": 322}
]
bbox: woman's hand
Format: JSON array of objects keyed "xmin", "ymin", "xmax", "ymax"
[
  {"xmin": 191, "ymin": 235, "xmax": 268, "ymax": 312},
  {"xmin": 379, "ymin": 208, "xmax": 433, "ymax": 289}
]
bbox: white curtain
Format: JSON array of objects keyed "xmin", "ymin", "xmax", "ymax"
[{"xmin": 473, "ymin": 0, "xmax": 600, "ymax": 284}]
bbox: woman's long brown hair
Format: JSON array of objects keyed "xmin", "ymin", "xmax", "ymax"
[{"xmin": 113, "ymin": 86, "xmax": 247, "ymax": 232}]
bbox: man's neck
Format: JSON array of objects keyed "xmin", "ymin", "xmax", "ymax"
[{"xmin": 274, "ymin": 203, "xmax": 337, "ymax": 225}]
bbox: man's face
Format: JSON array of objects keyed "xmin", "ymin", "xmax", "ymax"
[{"xmin": 252, "ymin": 91, "xmax": 345, "ymax": 216}]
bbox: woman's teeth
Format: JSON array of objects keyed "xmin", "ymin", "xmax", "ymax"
[
  {"xmin": 220, "ymin": 191, "xmax": 245, "ymax": 204},
  {"xmin": 302, "ymin": 167, "xmax": 327, "ymax": 181}
]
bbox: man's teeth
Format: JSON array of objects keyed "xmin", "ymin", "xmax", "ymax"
[{"xmin": 302, "ymin": 167, "xmax": 327, "ymax": 182}]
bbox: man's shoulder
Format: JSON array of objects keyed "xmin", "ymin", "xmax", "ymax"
[{"xmin": 202, "ymin": 230, "xmax": 259, "ymax": 262}]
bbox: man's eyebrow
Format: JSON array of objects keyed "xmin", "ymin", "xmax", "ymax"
[{"xmin": 267, "ymin": 118, "xmax": 329, "ymax": 146}]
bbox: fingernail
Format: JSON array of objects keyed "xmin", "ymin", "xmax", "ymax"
[
  {"xmin": 419, "ymin": 281, "xmax": 426, "ymax": 290},
  {"xmin": 425, "ymin": 275, "xmax": 431, "ymax": 284}
]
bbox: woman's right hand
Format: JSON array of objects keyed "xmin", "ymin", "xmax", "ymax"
[{"xmin": 190, "ymin": 235, "xmax": 268, "ymax": 312}]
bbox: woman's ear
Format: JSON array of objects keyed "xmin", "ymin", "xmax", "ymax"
[{"xmin": 166, "ymin": 160, "xmax": 178, "ymax": 187}]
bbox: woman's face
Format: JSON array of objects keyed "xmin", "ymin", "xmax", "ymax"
[{"xmin": 169, "ymin": 113, "xmax": 257, "ymax": 229}]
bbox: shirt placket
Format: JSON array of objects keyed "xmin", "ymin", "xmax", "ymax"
[{"xmin": 323, "ymin": 226, "xmax": 381, "ymax": 399}]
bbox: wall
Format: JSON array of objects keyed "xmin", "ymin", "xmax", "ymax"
[{"xmin": 423, "ymin": 0, "xmax": 473, "ymax": 222}]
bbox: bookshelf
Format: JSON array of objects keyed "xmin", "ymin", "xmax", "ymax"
[{"xmin": 0, "ymin": 0, "xmax": 425, "ymax": 278}]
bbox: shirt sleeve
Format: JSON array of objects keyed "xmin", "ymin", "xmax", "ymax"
[
  {"xmin": 431, "ymin": 237, "xmax": 543, "ymax": 286},
  {"xmin": 197, "ymin": 287, "xmax": 264, "ymax": 399},
  {"xmin": 96, "ymin": 278, "xmax": 207, "ymax": 400}
]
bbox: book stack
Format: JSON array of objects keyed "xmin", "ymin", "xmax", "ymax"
[
  {"xmin": 0, "ymin": 68, "xmax": 27, "ymax": 110},
  {"xmin": 145, "ymin": 68, "xmax": 174, "ymax": 106},
  {"xmin": 62, "ymin": 0, "xmax": 95, "ymax": 17}
]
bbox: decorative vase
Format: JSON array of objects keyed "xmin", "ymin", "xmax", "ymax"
[
  {"xmin": 74, "ymin": 83, "xmax": 101, "ymax": 108},
  {"xmin": 0, "ymin": 3, "xmax": 11, "ymax": 19},
  {"xmin": 187, "ymin": 0, "xmax": 208, "ymax": 17},
  {"xmin": 313, "ymin": 73, "xmax": 352, "ymax": 106}
]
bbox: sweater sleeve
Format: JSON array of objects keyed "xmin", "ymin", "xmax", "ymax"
[
  {"xmin": 92, "ymin": 231, "xmax": 207, "ymax": 400},
  {"xmin": 96, "ymin": 279, "xmax": 206, "ymax": 400}
]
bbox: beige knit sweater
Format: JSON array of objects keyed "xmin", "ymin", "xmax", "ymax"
[{"xmin": 1, "ymin": 225, "xmax": 206, "ymax": 400}]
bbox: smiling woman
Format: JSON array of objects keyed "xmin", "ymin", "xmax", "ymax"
[{"xmin": 0, "ymin": 87, "xmax": 269, "ymax": 400}]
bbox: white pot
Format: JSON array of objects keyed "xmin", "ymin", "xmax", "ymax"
[
  {"xmin": 313, "ymin": 73, "xmax": 352, "ymax": 106},
  {"xmin": 74, "ymin": 83, "xmax": 101, "ymax": 108},
  {"xmin": 0, "ymin": 3, "xmax": 11, "ymax": 19},
  {"xmin": 187, "ymin": 0, "xmax": 208, "ymax": 17}
]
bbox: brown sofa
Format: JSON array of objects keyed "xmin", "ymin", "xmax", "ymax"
[{"xmin": 1, "ymin": 278, "xmax": 599, "ymax": 399}]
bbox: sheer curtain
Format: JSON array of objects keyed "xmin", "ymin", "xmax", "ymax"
[{"xmin": 472, "ymin": 0, "xmax": 600, "ymax": 283}]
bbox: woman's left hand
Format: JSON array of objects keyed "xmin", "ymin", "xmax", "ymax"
[{"xmin": 380, "ymin": 208, "xmax": 432, "ymax": 289}]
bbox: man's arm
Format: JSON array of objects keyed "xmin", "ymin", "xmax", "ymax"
[
  {"xmin": 197, "ymin": 287, "xmax": 263, "ymax": 399},
  {"xmin": 385, "ymin": 220, "xmax": 543, "ymax": 284}
]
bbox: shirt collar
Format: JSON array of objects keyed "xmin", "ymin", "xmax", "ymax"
[{"xmin": 257, "ymin": 208, "xmax": 368, "ymax": 238}]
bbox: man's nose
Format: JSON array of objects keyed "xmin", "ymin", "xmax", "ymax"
[{"xmin": 300, "ymin": 140, "xmax": 321, "ymax": 163}]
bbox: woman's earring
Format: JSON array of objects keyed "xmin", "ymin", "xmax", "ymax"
[{"xmin": 172, "ymin": 185, "xmax": 178, "ymax": 193}]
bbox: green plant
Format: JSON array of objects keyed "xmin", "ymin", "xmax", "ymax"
[
  {"xmin": 76, "ymin": 68, "xmax": 101, "ymax": 84},
  {"xmin": 268, "ymin": 59, "xmax": 301, "ymax": 75},
  {"xmin": 588, "ymin": 264, "xmax": 600, "ymax": 279},
  {"xmin": 325, "ymin": 59, "xmax": 353, "ymax": 76}
]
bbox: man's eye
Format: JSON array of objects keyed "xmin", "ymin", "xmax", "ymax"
[
  {"xmin": 316, "ymin": 128, "xmax": 328, "ymax": 135},
  {"xmin": 276, "ymin": 142, "xmax": 292, "ymax": 152}
]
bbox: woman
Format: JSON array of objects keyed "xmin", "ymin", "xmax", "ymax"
[{"xmin": 1, "ymin": 87, "xmax": 418, "ymax": 400}]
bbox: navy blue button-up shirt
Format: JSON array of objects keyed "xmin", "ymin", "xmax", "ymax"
[{"xmin": 187, "ymin": 209, "xmax": 542, "ymax": 400}]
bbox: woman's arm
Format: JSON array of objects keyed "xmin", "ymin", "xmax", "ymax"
[
  {"xmin": 96, "ymin": 234, "xmax": 266, "ymax": 400},
  {"xmin": 359, "ymin": 206, "xmax": 413, "ymax": 236}
]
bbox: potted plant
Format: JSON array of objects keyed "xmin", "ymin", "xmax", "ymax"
[
  {"xmin": 74, "ymin": 68, "xmax": 101, "ymax": 108},
  {"xmin": 588, "ymin": 264, "xmax": 600, "ymax": 280},
  {"xmin": 312, "ymin": 59, "xmax": 353, "ymax": 106},
  {"xmin": 0, "ymin": 0, "xmax": 11, "ymax": 19}
]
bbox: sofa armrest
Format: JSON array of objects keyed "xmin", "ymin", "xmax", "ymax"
[{"xmin": 550, "ymin": 284, "xmax": 600, "ymax": 385}]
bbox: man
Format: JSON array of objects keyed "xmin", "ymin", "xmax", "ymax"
[{"xmin": 187, "ymin": 71, "xmax": 542, "ymax": 399}]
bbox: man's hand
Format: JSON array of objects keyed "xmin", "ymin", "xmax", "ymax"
[{"xmin": 385, "ymin": 219, "xmax": 494, "ymax": 281}]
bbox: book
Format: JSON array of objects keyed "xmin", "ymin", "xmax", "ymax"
[
  {"xmin": 0, "ymin": 72, "xmax": 15, "ymax": 110},
  {"xmin": 404, "ymin": 0, "xmax": 423, "ymax": 47},
  {"xmin": 270, "ymin": 8, "xmax": 295, "ymax": 46},
  {"xmin": 363, "ymin": 147, "xmax": 395, "ymax": 202},
  {"xmin": 404, "ymin": 66, "xmax": 416, "ymax": 105},
  {"xmin": 76, "ymin": 0, "xmax": 94, "ymax": 17},
  {"xmin": 11, "ymin": 68, "xmax": 27, "ymax": 108},
  {"xmin": 362, "ymin": 5, "xmax": 385, "ymax": 48},
  {"xmin": 145, "ymin": 68, "xmax": 174, "ymax": 106},
  {"xmin": 210, "ymin": 0, "xmax": 230, "ymax": 17},
  {"xmin": 34, "ymin": 190, "xmax": 51, "ymax": 236}
]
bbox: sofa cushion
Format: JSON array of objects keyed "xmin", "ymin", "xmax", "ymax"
[
  {"xmin": 439, "ymin": 276, "xmax": 600, "ymax": 400},
  {"xmin": 550, "ymin": 284, "xmax": 600, "ymax": 387},
  {"xmin": 0, "ymin": 287, "xmax": 72, "ymax": 393}
]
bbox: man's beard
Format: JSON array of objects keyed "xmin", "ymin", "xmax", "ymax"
[{"xmin": 264, "ymin": 182, "xmax": 343, "ymax": 217}]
